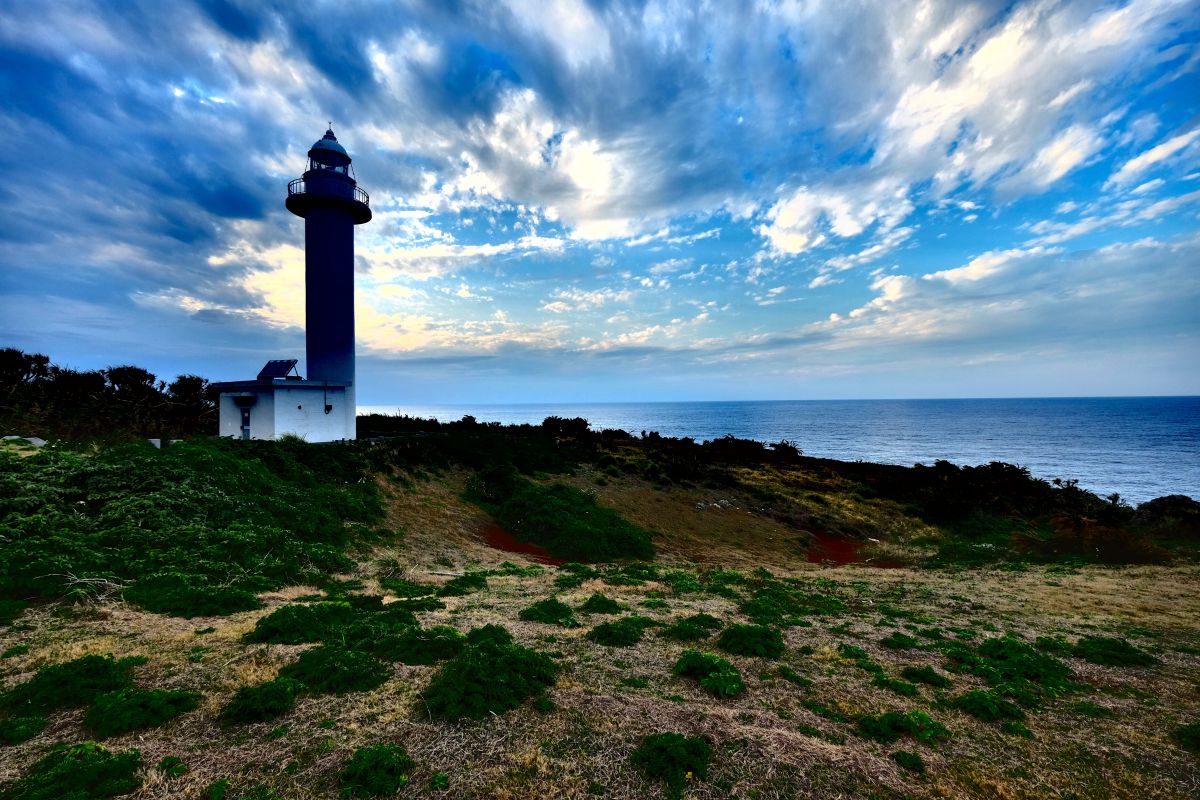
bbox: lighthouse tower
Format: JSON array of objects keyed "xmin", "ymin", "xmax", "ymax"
[{"xmin": 213, "ymin": 128, "xmax": 371, "ymax": 442}]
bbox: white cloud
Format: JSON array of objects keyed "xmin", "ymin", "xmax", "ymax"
[
  {"xmin": 758, "ymin": 180, "xmax": 912, "ymax": 255},
  {"xmin": 1106, "ymin": 128, "xmax": 1200, "ymax": 188}
]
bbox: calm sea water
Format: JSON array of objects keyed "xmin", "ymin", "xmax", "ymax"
[{"xmin": 359, "ymin": 397, "xmax": 1200, "ymax": 504}]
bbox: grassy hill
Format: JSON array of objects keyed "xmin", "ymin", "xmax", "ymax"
[{"xmin": 0, "ymin": 421, "xmax": 1198, "ymax": 799}]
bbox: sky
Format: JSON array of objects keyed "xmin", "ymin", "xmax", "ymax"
[{"xmin": 0, "ymin": 0, "xmax": 1198, "ymax": 404}]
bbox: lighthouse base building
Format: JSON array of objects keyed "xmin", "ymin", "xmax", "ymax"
[{"xmin": 215, "ymin": 360, "xmax": 352, "ymax": 442}]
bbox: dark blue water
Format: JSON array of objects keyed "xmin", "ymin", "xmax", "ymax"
[{"xmin": 359, "ymin": 397, "xmax": 1200, "ymax": 504}]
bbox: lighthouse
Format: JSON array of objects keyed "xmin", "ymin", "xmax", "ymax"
[{"xmin": 213, "ymin": 128, "xmax": 371, "ymax": 442}]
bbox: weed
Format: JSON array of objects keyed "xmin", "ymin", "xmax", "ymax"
[
  {"xmin": 716, "ymin": 624, "xmax": 785, "ymax": 659},
  {"xmin": 856, "ymin": 710, "xmax": 950, "ymax": 746},
  {"xmin": 579, "ymin": 593, "xmax": 623, "ymax": 614},
  {"xmin": 377, "ymin": 626, "xmax": 466, "ymax": 665},
  {"xmin": 777, "ymin": 665, "xmax": 813, "ymax": 688},
  {"xmin": 900, "ymin": 665, "xmax": 952, "ymax": 688},
  {"xmin": 621, "ymin": 677, "xmax": 649, "ymax": 689},
  {"xmin": 661, "ymin": 571, "xmax": 703, "ymax": 594},
  {"xmin": 1, "ymin": 654, "xmax": 146, "ymax": 713},
  {"xmin": 802, "ymin": 699, "xmax": 850, "ymax": 723},
  {"xmin": 436, "ymin": 573, "xmax": 488, "ymax": 597},
  {"xmin": 1171, "ymin": 721, "xmax": 1200, "ymax": 753},
  {"xmin": 586, "ymin": 616, "xmax": 656, "ymax": 647},
  {"xmin": 243, "ymin": 602, "xmax": 357, "ymax": 645},
  {"xmin": 431, "ymin": 771, "xmax": 450, "ymax": 790},
  {"xmin": 84, "ymin": 688, "xmax": 201, "ymax": 738},
  {"xmin": 1072, "ymin": 636, "xmax": 1158, "ymax": 667},
  {"xmin": 891, "ymin": 750, "xmax": 926, "ymax": 774},
  {"xmin": 630, "ymin": 732, "xmax": 711, "ymax": 800},
  {"xmin": 1035, "ymin": 635, "xmax": 1072, "ymax": 653},
  {"xmin": 339, "ymin": 744, "xmax": 415, "ymax": 797},
  {"xmin": 157, "ymin": 756, "xmax": 187, "ymax": 778},
  {"xmin": 1, "ymin": 741, "xmax": 141, "ymax": 800},
  {"xmin": 278, "ymin": 646, "xmax": 391, "ymax": 694},
  {"xmin": 952, "ymin": 689, "xmax": 1026, "ymax": 722},
  {"xmin": 423, "ymin": 640, "xmax": 557, "ymax": 720},
  {"xmin": 0, "ymin": 715, "xmax": 45, "ymax": 745},
  {"xmin": 519, "ymin": 598, "xmax": 580, "ymax": 627},
  {"xmin": 673, "ymin": 650, "xmax": 746, "ymax": 698},
  {"xmin": 880, "ymin": 632, "xmax": 921, "ymax": 650},
  {"xmin": 219, "ymin": 678, "xmax": 300, "ymax": 726}
]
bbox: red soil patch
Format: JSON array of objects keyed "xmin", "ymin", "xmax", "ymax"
[
  {"xmin": 806, "ymin": 532, "xmax": 903, "ymax": 568},
  {"xmin": 482, "ymin": 523, "xmax": 566, "ymax": 566}
]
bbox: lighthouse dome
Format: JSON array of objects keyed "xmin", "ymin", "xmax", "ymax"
[{"xmin": 307, "ymin": 128, "xmax": 352, "ymax": 170}]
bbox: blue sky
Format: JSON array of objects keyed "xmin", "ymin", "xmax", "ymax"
[{"xmin": 1, "ymin": 0, "xmax": 1198, "ymax": 403}]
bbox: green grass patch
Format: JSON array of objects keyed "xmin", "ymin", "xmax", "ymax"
[
  {"xmin": 379, "ymin": 577, "xmax": 437, "ymax": 598},
  {"xmin": 952, "ymin": 689, "xmax": 1026, "ymax": 722},
  {"xmin": 856, "ymin": 710, "xmax": 950, "ymax": 746},
  {"xmin": 579, "ymin": 592, "xmax": 623, "ymax": 614},
  {"xmin": 1, "ymin": 741, "xmax": 141, "ymax": 800},
  {"xmin": 673, "ymin": 650, "xmax": 746, "ymax": 698},
  {"xmin": 219, "ymin": 679, "xmax": 300, "ymax": 726},
  {"xmin": 242, "ymin": 602, "xmax": 357, "ymax": 645},
  {"xmin": 1071, "ymin": 636, "xmax": 1158, "ymax": 667},
  {"xmin": 339, "ymin": 744, "xmax": 416, "ymax": 797},
  {"xmin": 278, "ymin": 646, "xmax": 391, "ymax": 695},
  {"xmin": 880, "ymin": 632, "xmax": 921, "ymax": 650},
  {"xmin": 436, "ymin": 573, "xmax": 488, "ymax": 597},
  {"xmin": 873, "ymin": 675, "xmax": 920, "ymax": 697},
  {"xmin": 777, "ymin": 665, "xmax": 813, "ymax": 688},
  {"xmin": 659, "ymin": 613, "xmax": 722, "ymax": 642},
  {"xmin": 1171, "ymin": 721, "xmax": 1200, "ymax": 753},
  {"xmin": 586, "ymin": 616, "xmax": 656, "ymax": 647},
  {"xmin": 376, "ymin": 626, "xmax": 466, "ymax": 665},
  {"xmin": 716, "ymin": 624, "xmax": 785, "ymax": 659},
  {"xmin": 891, "ymin": 750, "xmax": 925, "ymax": 774},
  {"xmin": 0, "ymin": 715, "xmax": 45, "ymax": 746},
  {"xmin": 630, "ymin": 732, "xmax": 711, "ymax": 800},
  {"xmin": 0, "ymin": 599, "xmax": 28, "ymax": 626},
  {"xmin": 900, "ymin": 665, "xmax": 952, "ymax": 688},
  {"xmin": 422, "ymin": 640, "xmax": 557, "ymax": 720},
  {"xmin": 84, "ymin": 688, "xmax": 200, "ymax": 738},
  {"xmin": 1, "ymin": 654, "xmax": 145, "ymax": 714},
  {"xmin": 519, "ymin": 598, "xmax": 580, "ymax": 627}
]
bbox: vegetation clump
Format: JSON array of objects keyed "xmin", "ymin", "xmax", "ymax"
[
  {"xmin": 518, "ymin": 598, "xmax": 580, "ymax": 627},
  {"xmin": 0, "ymin": 741, "xmax": 142, "ymax": 800},
  {"xmin": 586, "ymin": 616, "xmax": 656, "ymax": 647},
  {"xmin": 777, "ymin": 665, "xmax": 813, "ymax": 688},
  {"xmin": 219, "ymin": 679, "xmax": 299, "ymax": 726},
  {"xmin": 0, "ymin": 599, "xmax": 28, "ymax": 627},
  {"xmin": 900, "ymin": 665, "xmax": 952, "ymax": 688},
  {"xmin": 466, "ymin": 625, "xmax": 514, "ymax": 647},
  {"xmin": 740, "ymin": 581, "xmax": 845, "ymax": 626},
  {"xmin": 952, "ymin": 689, "xmax": 1026, "ymax": 722},
  {"xmin": 0, "ymin": 715, "xmax": 46, "ymax": 746},
  {"xmin": 377, "ymin": 626, "xmax": 466, "ymax": 665},
  {"xmin": 873, "ymin": 675, "xmax": 920, "ymax": 697},
  {"xmin": 659, "ymin": 613, "xmax": 723, "ymax": 642},
  {"xmin": 1171, "ymin": 721, "xmax": 1200, "ymax": 753},
  {"xmin": 84, "ymin": 688, "xmax": 201, "ymax": 738},
  {"xmin": 579, "ymin": 592, "xmax": 623, "ymax": 614},
  {"xmin": 339, "ymin": 744, "xmax": 416, "ymax": 797},
  {"xmin": 423, "ymin": 640, "xmax": 557, "ymax": 720},
  {"xmin": 856, "ymin": 710, "xmax": 950, "ymax": 745},
  {"xmin": 717, "ymin": 624, "xmax": 785, "ymax": 659},
  {"xmin": 278, "ymin": 646, "xmax": 391, "ymax": 695},
  {"xmin": 1, "ymin": 654, "xmax": 146, "ymax": 714},
  {"xmin": 891, "ymin": 750, "xmax": 926, "ymax": 774},
  {"xmin": 1071, "ymin": 636, "xmax": 1158, "ymax": 667},
  {"xmin": 880, "ymin": 632, "xmax": 921, "ymax": 650},
  {"xmin": 242, "ymin": 602, "xmax": 357, "ymax": 645},
  {"xmin": 436, "ymin": 573, "xmax": 488, "ymax": 597},
  {"xmin": 673, "ymin": 650, "xmax": 746, "ymax": 698},
  {"xmin": 630, "ymin": 732, "xmax": 711, "ymax": 800}
]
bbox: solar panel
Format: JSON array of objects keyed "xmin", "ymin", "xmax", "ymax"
[{"xmin": 257, "ymin": 359, "xmax": 299, "ymax": 380}]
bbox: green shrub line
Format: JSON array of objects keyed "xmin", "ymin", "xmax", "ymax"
[{"xmin": 1, "ymin": 654, "xmax": 146, "ymax": 714}]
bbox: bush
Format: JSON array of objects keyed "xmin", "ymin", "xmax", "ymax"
[
  {"xmin": 856, "ymin": 710, "xmax": 950, "ymax": 745},
  {"xmin": 518, "ymin": 598, "xmax": 579, "ymax": 627},
  {"xmin": 1071, "ymin": 636, "xmax": 1158, "ymax": 667},
  {"xmin": 377, "ymin": 626, "xmax": 466, "ymax": 665},
  {"xmin": 900, "ymin": 665, "xmax": 952, "ymax": 688},
  {"xmin": 466, "ymin": 624, "xmax": 513, "ymax": 647},
  {"xmin": 777, "ymin": 665, "xmax": 812, "ymax": 688},
  {"xmin": 423, "ymin": 640, "xmax": 557, "ymax": 720},
  {"xmin": 716, "ymin": 624, "xmax": 785, "ymax": 659},
  {"xmin": 379, "ymin": 578, "xmax": 437, "ymax": 598},
  {"xmin": 673, "ymin": 650, "xmax": 746, "ymax": 698},
  {"xmin": 339, "ymin": 744, "xmax": 416, "ymax": 797},
  {"xmin": 436, "ymin": 573, "xmax": 488, "ymax": 597},
  {"xmin": 659, "ymin": 614, "xmax": 721, "ymax": 642},
  {"xmin": 873, "ymin": 675, "xmax": 920, "ymax": 697},
  {"xmin": 242, "ymin": 602, "xmax": 357, "ymax": 645},
  {"xmin": 880, "ymin": 632, "xmax": 921, "ymax": 650},
  {"xmin": 1, "ymin": 741, "xmax": 141, "ymax": 800},
  {"xmin": 579, "ymin": 593, "xmax": 623, "ymax": 614},
  {"xmin": 891, "ymin": 750, "xmax": 925, "ymax": 774},
  {"xmin": 84, "ymin": 688, "xmax": 201, "ymax": 738},
  {"xmin": 0, "ymin": 715, "xmax": 45, "ymax": 745},
  {"xmin": 1171, "ymin": 721, "xmax": 1200, "ymax": 753},
  {"xmin": 0, "ymin": 599, "xmax": 28, "ymax": 626},
  {"xmin": 157, "ymin": 756, "xmax": 187, "ymax": 778},
  {"xmin": 586, "ymin": 616, "xmax": 655, "ymax": 647},
  {"xmin": 278, "ymin": 646, "xmax": 391, "ymax": 695},
  {"xmin": 2, "ymin": 654, "xmax": 146, "ymax": 713},
  {"xmin": 630, "ymin": 732, "xmax": 711, "ymax": 800},
  {"xmin": 740, "ymin": 582, "xmax": 846, "ymax": 626},
  {"xmin": 219, "ymin": 678, "xmax": 299, "ymax": 726},
  {"xmin": 122, "ymin": 579, "xmax": 263, "ymax": 618},
  {"xmin": 952, "ymin": 689, "xmax": 1026, "ymax": 722}
]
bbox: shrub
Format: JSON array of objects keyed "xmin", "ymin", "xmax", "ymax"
[
  {"xmin": 1, "ymin": 654, "xmax": 146, "ymax": 713},
  {"xmin": 873, "ymin": 675, "xmax": 920, "ymax": 697},
  {"xmin": 1072, "ymin": 636, "xmax": 1158, "ymax": 667},
  {"xmin": 717, "ymin": 624, "xmax": 785, "ymax": 659},
  {"xmin": 84, "ymin": 688, "xmax": 201, "ymax": 738},
  {"xmin": 630, "ymin": 732, "xmax": 711, "ymax": 800},
  {"xmin": 1171, "ymin": 721, "xmax": 1200, "ymax": 753},
  {"xmin": 777, "ymin": 665, "xmax": 813, "ymax": 688},
  {"xmin": 880, "ymin": 632, "xmax": 920, "ymax": 650},
  {"xmin": 856, "ymin": 710, "xmax": 950, "ymax": 745},
  {"xmin": 952, "ymin": 689, "xmax": 1026, "ymax": 722},
  {"xmin": 379, "ymin": 578, "xmax": 437, "ymax": 598},
  {"xmin": 123, "ymin": 579, "xmax": 263, "ymax": 618},
  {"xmin": 586, "ymin": 616, "xmax": 655, "ymax": 647},
  {"xmin": 423, "ymin": 640, "xmax": 557, "ymax": 720},
  {"xmin": 377, "ymin": 626, "xmax": 466, "ymax": 665},
  {"xmin": 0, "ymin": 715, "xmax": 45, "ymax": 745},
  {"xmin": 891, "ymin": 750, "xmax": 925, "ymax": 774},
  {"xmin": 900, "ymin": 665, "xmax": 952, "ymax": 688},
  {"xmin": 1001, "ymin": 720, "xmax": 1033, "ymax": 738},
  {"xmin": 279, "ymin": 646, "xmax": 391, "ymax": 695},
  {"xmin": 157, "ymin": 756, "xmax": 187, "ymax": 778},
  {"xmin": 436, "ymin": 573, "xmax": 488, "ymax": 597},
  {"xmin": 219, "ymin": 678, "xmax": 299, "ymax": 726},
  {"xmin": 1, "ymin": 741, "xmax": 141, "ymax": 800},
  {"xmin": 0, "ymin": 599, "xmax": 28, "ymax": 626},
  {"xmin": 673, "ymin": 650, "xmax": 745, "ymax": 698},
  {"xmin": 518, "ymin": 598, "xmax": 580, "ymax": 627},
  {"xmin": 466, "ymin": 624, "xmax": 514, "ymax": 647},
  {"xmin": 579, "ymin": 593, "xmax": 623, "ymax": 614},
  {"xmin": 739, "ymin": 582, "xmax": 845, "ymax": 626},
  {"xmin": 242, "ymin": 602, "xmax": 357, "ymax": 645},
  {"xmin": 339, "ymin": 744, "xmax": 415, "ymax": 797},
  {"xmin": 1035, "ymin": 635, "xmax": 1072, "ymax": 654}
]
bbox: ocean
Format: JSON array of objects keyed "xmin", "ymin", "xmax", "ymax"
[{"xmin": 359, "ymin": 397, "xmax": 1200, "ymax": 504}]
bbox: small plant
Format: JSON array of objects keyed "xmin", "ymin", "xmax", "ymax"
[
  {"xmin": 423, "ymin": 640, "xmax": 557, "ymax": 720},
  {"xmin": 339, "ymin": 743, "xmax": 415, "ymax": 797},
  {"xmin": 586, "ymin": 616, "xmax": 655, "ymax": 647},
  {"xmin": 777, "ymin": 665, "xmax": 813, "ymax": 688},
  {"xmin": 952, "ymin": 689, "xmax": 1026, "ymax": 722},
  {"xmin": 84, "ymin": 687, "xmax": 201, "ymax": 738},
  {"xmin": 621, "ymin": 676, "xmax": 649, "ymax": 689},
  {"xmin": 1170, "ymin": 721, "xmax": 1200, "ymax": 752},
  {"xmin": 900, "ymin": 665, "xmax": 951, "ymax": 688},
  {"xmin": 658, "ymin": 616, "xmax": 718, "ymax": 642},
  {"xmin": 1072, "ymin": 636, "xmax": 1158, "ymax": 667},
  {"xmin": 880, "ymin": 632, "xmax": 921, "ymax": 650},
  {"xmin": 1035, "ymin": 635, "xmax": 1072, "ymax": 653},
  {"xmin": 0, "ymin": 715, "xmax": 46, "ymax": 745},
  {"xmin": 436, "ymin": 573, "xmax": 488, "ymax": 597},
  {"xmin": 1071, "ymin": 700, "xmax": 1116, "ymax": 718},
  {"xmin": 873, "ymin": 675, "xmax": 920, "ymax": 697},
  {"xmin": 716, "ymin": 624, "xmax": 785, "ymax": 659},
  {"xmin": 1001, "ymin": 720, "xmax": 1033, "ymax": 738},
  {"xmin": 3, "ymin": 644, "xmax": 30, "ymax": 659},
  {"xmin": 1, "ymin": 741, "xmax": 142, "ymax": 800},
  {"xmin": 157, "ymin": 755, "xmax": 188, "ymax": 778},
  {"xmin": 673, "ymin": 650, "xmax": 745, "ymax": 698},
  {"xmin": 242, "ymin": 602, "xmax": 356, "ymax": 645},
  {"xmin": 856, "ymin": 710, "xmax": 950, "ymax": 745},
  {"xmin": 630, "ymin": 732, "xmax": 711, "ymax": 800},
  {"xmin": 579, "ymin": 592, "xmax": 623, "ymax": 614},
  {"xmin": 279, "ymin": 646, "xmax": 391, "ymax": 695},
  {"xmin": 378, "ymin": 626, "xmax": 466, "ymax": 665},
  {"xmin": 220, "ymin": 678, "xmax": 300, "ymax": 725},
  {"xmin": 1, "ymin": 654, "xmax": 146, "ymax": 713},
  {"xmin": 431, "ymin": 771, "xmax": 450, "ymax": 790},
  {"xmin": 519, "ymin": 598, "xmax": 580, "ymax": 627},
  {"xmin": 891, "ymin": 750, "xmax": 926, "ymax": 774}
]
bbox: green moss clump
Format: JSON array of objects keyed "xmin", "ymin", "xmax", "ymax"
[
  {"xmin": 219, "ymin": 678, "xmax": 299, "ymax": 726},
  {"xmin": 1, "ymin": 741, "xmax": 141, "ymax": 800},
  {"xmin": 974, "ymin": 636, "xmax": 1072, "ymax": 687},
  {"xmin": 952, "ymin": 689, "xmax": 1026, "ymax": 722},
  {"xmin": 242, "ymin": 602, "xmax": 357, "ymax": 645},
  {"xmin": 157, "ymin": 756, "xmax": 187, "ymax": 778},
  {"xmin": 423, "ymin": 640, "xmax": 557, "ymax": 720},
  {"xmin": 630, "ymin": 732, "xmax": 711, "ymax": 800},
  {"xmin": 856, "ymin": 710, "xmax": 950, "ymax": 745},
  {"xmin": 466, "ymin": 624, "xmax": 514, "ymax": 647},
  {"xmin": 0, "ymin": 715, "xmax": 46, "ymax": 745},
  {"xmin": 518, "ymin": 598, "xmax": 580, "ymax": 627},
  {"xmin": 900, "ymin": 665, "xmax": 952, "ymax": 688},
  {"xmin": 377, "ymin": 626, "xmax": 466, "ymax": 665},
  {"xmin": 1171, "ymin": 721, "xmax": 1200, "ymax": 753},
  {"xmin": 716, "ymin": 624, "xmax": 785, "ymax": 659},
  {"xmin": 1, "ymin": 654, "xmax": 146, "ymax": 714},
  {"xmin": 84, "ymin": 688, "xmax": 201, "ymax": 738},
  {"xmin": 585, "ymin": 616, "xmax": 655, "ymax": 647},
  {"xmin": 673, "ymin": 650, "xmax": 746, "ymax": 698},
  {"xmin": 278, "ymin": 646, "xmax": 391, "ymax": 695},
  {"xmin": 1071, "ymin": 636, "xmax": 1158, "ymax": 667},
  {"xmin": 579, "ymin": 593, "xmax": 623, "ymax": 614},
  {"xmin": 339, "ymin": 744, "xmax": 416, "ymax": 797},
  {"xmin": 880, "ymin": 632, "xmax": 921, "ymax": 650},
  {"xmin": 436, "ymin": 573, "xmax": 488, "ymax": 597},
  {"xmin": 659, "ymin": 616, "xmax": 719, "ymax": 642}
]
